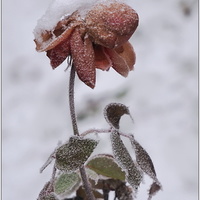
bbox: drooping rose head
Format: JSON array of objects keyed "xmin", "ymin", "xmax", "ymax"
[{"xmin": 34, "ymin": 0, "xmax": 139, "ymax": 89}]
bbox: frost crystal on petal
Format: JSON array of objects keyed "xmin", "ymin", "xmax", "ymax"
[{"xmin": 55, "ymin": 136, "xmax": 98, "ymax": 172}]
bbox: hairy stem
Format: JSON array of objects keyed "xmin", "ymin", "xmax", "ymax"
[
  {"xmin": 69, "ymin": 65, "xmax": 79, "ymax": 136},
  {"xmin": 69, "ymin": 65, "xmax": 95, "ymax": 200}
]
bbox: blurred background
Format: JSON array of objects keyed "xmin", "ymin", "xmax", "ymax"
[{"xmin": 2, "ymin": 0, "xmax": 198, "ymax": 199}]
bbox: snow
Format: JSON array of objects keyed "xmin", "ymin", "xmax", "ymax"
[
  {"xmin": 33, "ymin": 0, "xmax": 124, "ymax": 40},
  {"xmin": 34, "ymin": 0, "xmax": 95, "ymax": 34},
  {"xmin": 2, "ymin": 0, "xmax": 198, "ymax": 200}
]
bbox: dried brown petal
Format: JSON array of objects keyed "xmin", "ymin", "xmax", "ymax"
[
  {"xmin": 94, "ymin": 45, "xmax": 112, "ymax": 71},
  {"xmin": 70, "ymin": 29, "xmax": 96, "ymax": 88},
  {"xmin": 46, "ymin": 38, "xmax": 71, "ymax": 69},
  {"xmin": 85, "ymin": 1, "xmax": 139, "ymax": 48},
  {"xmin": 35, "ymin": 11, "xmax": 81, "ymax": 52},
  {"xmin": 105, "ymin": 48, "xmax": 130, "ymax": 77},
  {"xmin": 115, "ymin": 42, "xmax": 136, "ymax": 71}
]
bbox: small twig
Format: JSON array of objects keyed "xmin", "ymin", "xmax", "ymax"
[
  {"xmin": 79, "ymin": 165, "xmax": 96, "ymax": 200},
  {"xmin": 40, "ymin": 141, "xmax": 62, "ymax": 173},
  {"xmin": 81, "ymin": 127, "xmax": 135, "ymax": 140},
  {"xmin": 80, "ymin": 128, "xmax": 111, "ymax": 137},
  {"xmin": 68, "ymin": 65, "xmax": 95, "ymax": 200},
  {"xmin": 40, "ymin": 151, "xmax": 55, "ymax": 173},
  {"xmin": 51, "ymin": 164, "xmax": 57, "ymax": 181},
  {"xmin": 46, "ymin": 164, "xmax": 57, "ymax": 194}
]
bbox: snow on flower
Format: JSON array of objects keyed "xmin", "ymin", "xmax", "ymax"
[{"xmin": 34, "ymin": 0, "xmax": 139, "ymax": 88}]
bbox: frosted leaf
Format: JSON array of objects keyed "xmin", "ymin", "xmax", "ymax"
[
  {"xmin": 110, "ymin": 131, "xmax": 143, "ymax": 191},
  {"xmin": 54, "ymin": 172, "xmax": 80, "ymax": 197},
  {"xmin": 130, "ymin": 137, "xmax": 162, "ymax": 198},
  {"xmin": 39, "ymin": 193, "xmax": 59, "ymax": 200},
  {"xmin": 86, "ymin": 154, "xmax": 125, "ymax": 180},
  {"xmin": 55, "ymin": 136, "xmax": 98, "ymax": 172},
  {"xmin": 104, "ymin": 103, "xmax": 131, "ymax": 129},
  {"xmin": 126, "ymin": 164, "xmax": 143, "ymax": 192},
  {"xmin": 131, "ymin": 138, "xmax": 156, "ymax": 180},
  {"xmin": 37, "ymin": 181, "xmax": 54, "ymax": 200}
]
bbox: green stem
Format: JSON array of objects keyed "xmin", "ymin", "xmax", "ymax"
[{"xmin": 68, "ymin": 65, "xmax": 95, "ymax": 200}]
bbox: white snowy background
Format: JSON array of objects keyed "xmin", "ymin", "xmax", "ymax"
[{"xmin": 2, "ymin": 0, "xmax": 198, "ymax": 200}]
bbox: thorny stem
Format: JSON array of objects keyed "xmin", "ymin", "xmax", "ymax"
[{"xmin": 69, "ymin": 65, "xmax": 95, "ymax": 200}]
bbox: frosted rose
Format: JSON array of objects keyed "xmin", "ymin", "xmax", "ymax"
[{"xmin": 34, "ymin": 1, "xmax": 139, "ymax": 88}]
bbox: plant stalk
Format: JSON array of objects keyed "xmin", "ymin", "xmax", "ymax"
[
  {"xmin": 69, "ymin": 65, "xmax": 79, "ymax": 136},
  {"xmin": 69, "ymin": 65, "xmax": 95, "ymax": 200}
]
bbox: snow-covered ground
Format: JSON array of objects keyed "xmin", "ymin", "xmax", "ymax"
[{"xmin": 2, "ymin": 0, "xmax": 198, "ymax": 200}]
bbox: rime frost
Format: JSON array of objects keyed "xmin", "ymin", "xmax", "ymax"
[
  {"xmin": 110, "ymin": 130, "xmax": 143, "ymax": 191},
  {"xmin": 55, "ymin": 136, "xmax": 98, "ymax": 172}
]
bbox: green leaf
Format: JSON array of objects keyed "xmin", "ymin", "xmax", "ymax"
[
  {"xmin": 86, "ymin": 154, "xmax": 126, "ymax": 181},
  {"xmin": 55, "ymin": 136, "xmax": 98, "ymax": 172},
  {"xmin": 110, "ymin": 131, "xmax": 143, "ymax": 191},
  {"xmin": 54, "ymin": 172, "xmax": 80, "ymax": 196},
  {"xmin": 104, "ymin": 103, "xmax": 131, "ymax": 129},
  {"xmin": 85, "ymin": 168, "xmax": 100, "ymax": 184}
]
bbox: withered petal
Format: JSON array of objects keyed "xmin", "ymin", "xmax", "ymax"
[
  {"xmin": 85, "ymin": 1, "xmax": 139, "ymax": 48},
  {"xmin": 94, "ymin": 45, "xmax": 112, "ymax": 71},
  {"xmin": 70, "ymin": 29, "xmax": 95, "ymax": 89},
  {"xmin": 35, "ymin": 11, "xmax": 81, "ymax": 52},
  {"xmin": 36, "ymin": 25, "xmax": 75, "ymax": 52},
  {"xmin": 46, "ymin": 38, "xmax": 70, "ymax": 69},
  {"xmin": 114, "ymin": 41, "xmax": 136, "ymax": 71},
  {"xmin": 105, "ymin": 48, "xmax": 130, "ymax": 77}
]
